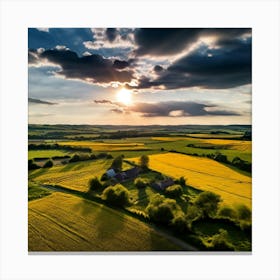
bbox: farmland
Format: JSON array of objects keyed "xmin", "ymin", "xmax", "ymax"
[
  {"xmin": 29, "ymin": 192, "xmax": 181, "ymax": 251},
  {"xmin": 129, "ymin": 153, "xmax": 251, "ymax": 209},
  {"xmin": 28, "ymin": 124, "xmax": 252, "ymax": 252}
]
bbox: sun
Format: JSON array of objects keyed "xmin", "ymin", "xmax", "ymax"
[{"xmin": 116, "ymin": 88, "xmax": 132, "ymax": 105}]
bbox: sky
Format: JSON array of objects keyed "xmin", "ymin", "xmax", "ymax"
[{"xmin": 28, "ymin": 28, "xmax": 252, "ymax": 125}]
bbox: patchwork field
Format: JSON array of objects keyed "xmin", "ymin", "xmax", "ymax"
[
  {"xmin": 58, "ymin": 141, "xmax": 149, "ymax": 151},
  {"xmin": 129, "ymin": 153, "xmax": 251, "ymax": 208},
  {"xmin": 28, "ymin": 192, "xmax": 181, "ymax": 251},
  {"xmin": 29, "ymin": 159, "xmax": 112, "ymax": 192}
]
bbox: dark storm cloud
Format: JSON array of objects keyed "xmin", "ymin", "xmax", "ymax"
[
  {"xmin": 113, "ymin": 59, "xmax": 130, "ymax": 69},
  {"xmin": 154, "ymin": 65, "xmax": 164, "ymax": 73},
  {"xmin": 38, "ymin": 49, "xmax": 133, "ymax": 84},
  {"xmin": 28, "ymin": 98, "xmax": 57, "ymax": 105},
  {"xmin": 106, "ymin": 28, "xmax": 118, "ymax": 42},
  {"xmin": 130, "ymin": 36, "xmax": 251, "ymax": 90},
  {"xmin": 128, "ymin": 101, "xmax": 240, "ymax": 117},
  {"xmin": 134, "ymin": 28, "xmax": 250, "ymax": 56}
]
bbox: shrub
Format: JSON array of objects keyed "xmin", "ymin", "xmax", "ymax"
[
  {"xmin": 88, "ymin": 177, "xmax": 103, "ymax": 192},
  {"xmin": 208, "ymin": 229, "xmax": 235, "ymax": 251},
  {"xmin": 146, "ymin": 194, "xmax": 183, "ymax": 225},
  {"xmin": 28, "ymin": 159, "xmax": 40, "ymax": 170},
  {"xmin": 194, "ymin": 191, "xmax": 221, "ymax": 218},
  {"xmin": 218, "ymin": 206, "xmax": 237, "ymax": 220},
  {"xmin": 171, "ymin": 215, "xmax": 190, "ymax": 234},
  {"xmin": 100, "ymin": 173, "xmax": 109, "ymax": 181},
  {"xmin": 235, "ymin": 204, "xmax": 251, "ymax": 221},
  {"xmin": 134, "ymin": 178, "xmax": 147, "ymax": 189},
  {"xmin": 102, "ymin": 184, "xmax": 130, "ymax": 207},
  {"xmin": 69, "ymin": 154, "xmax": 80, "ymax": 162},
  {"xmin": 165, "ymin": 184, "xmax": 183, "ymax": 198},
  {"xmin": 43, "ymin": 159, "xmax": 53, "ymax": 168}
]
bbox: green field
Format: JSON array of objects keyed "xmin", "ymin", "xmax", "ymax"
[
  {"xmin": 28, "ymin": 192, "xmax": 182, "ymax": 251},
  {"xmin": 28, "ymin": 149, "xmax": 70, "ymax": 160}
]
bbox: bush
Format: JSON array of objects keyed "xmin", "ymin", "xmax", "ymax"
[
  {"xmin": 146, "ymin": 194, "xmax": 183, "ymax": 225},
  {"xmin": 236, "ymin": 204, "xmax": 251, "ymax": 221},
  {"xmin": 218, "ymin": 206, "xmax": 237, "ymax": 220},
  {"xmin": 171, "ymin": 215, "xmax": 190, "ymax": 234},
  {"xmin": 165, "ymin": 184, "xmax": 183, "ymax": 198},
  {"xmin": 88, "ymin": 177, "xmax": 103, "ymax": 192},
  {"xmin": 208, "ymin": 229, "xmax": 235, "ymax": 251},
  {"xmin": 194, "ymin": 191, "xmax": 221, "ymax": 218},
  {"xmin": 69, "ymin": 154, "xmax": 80, "ymax": 162},
  {"xmin": 134, "ymin": 178, "xmax": 147, "ymax": 189},
  {"xmin": 43, "ymin": 159, "xmax": 53, "ymax": 168},
  {"xmin": 100, "ymin": 173, "xmax": 109, "ymax": 181},
  {"xmin": 102, "ymin": 184, "xmax": 130, "ymax": 207},
  {"xmin": 28, "ymin": 159, "xmax": 40, "ymax": 170}
]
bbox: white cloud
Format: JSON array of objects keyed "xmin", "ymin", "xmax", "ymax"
[{"xmin": 36, "ymin": 28, "xmax": 49, "ymax": 32}]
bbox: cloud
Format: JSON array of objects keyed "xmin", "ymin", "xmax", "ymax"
[
  {"xmin": 134, "ymin": 28, "xmax": 251, "ymax": 57},
  {"xmin": 106, "ymin": 28, "xmax": 118, "ymax": 42},
  {"xmin": 130, "ymin": 37, "xmax": 251, "ymax": 90},
  {"xmin": 37, "ymin": 28, "xmax": 49, "ymax": 32},
  {"xmin": 84, "ymin": 28, "xmax": 134, "ymax": 50},
  {"xmin": 128, "ymin": 101, "xmax": 240, "ymax": 117},
  {"xmin": 94, "ymin": 99, "xmax": 239, "ymax": 117},
  {"xmin": 28, "ymin": 98, "xmax": 57, "ymax": 105},
  {"xmin": 35, "ymin": 49, "xmax": 134, "ymax": 84}
]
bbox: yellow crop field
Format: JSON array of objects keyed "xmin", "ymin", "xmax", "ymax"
[
  {"xmin": 59, "ymin": 141, "xmax": 147, "ymax": 151},
  {"xmin": 28, "ymin": 192, "xmax": 180, "ymax": 251},
  {"xmin": 29, "ymin": 159, "xmax": 112, "ymax": 192},
  {"xmin": 187, "ymin": 133, "xmax": 244, "ymax": 139},
  {"xmin": 200, "ymin": 139, "xmax": 251, "ymax": 152},
  {"xmin": 130, "ymin": 153, "xmax": 251, "ymax": 208},
  {"xmin": 29, "ymin": 160, "xmax": 134, "ymax": 192}
]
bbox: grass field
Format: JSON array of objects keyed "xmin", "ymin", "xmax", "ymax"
[
  {"xmin": 129, "ymin": 153, "xmax": 251, "ymax": 209},
  {"xmin": 28, "ymin": 192, "xmax": 181, "ymax": 251},
  {"xmin": 28, "ymin": 149, "xmax": 70, "ymax": 160}
]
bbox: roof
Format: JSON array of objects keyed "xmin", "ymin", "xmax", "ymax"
[{"xmin": 106, "ymin": 168, "xmax": 116, "ymax": 178}]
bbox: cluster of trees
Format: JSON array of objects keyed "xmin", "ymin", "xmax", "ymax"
[
  {"xmin": 28, "ymin": 143, "xmax": 92, "ymax": 153},
  {"xmin": 69, "ymin": 152, "xmax": 112, "ymax": 163},
  {"xmin": 28, "ymin": 159, "xmax": 54, "ymax": 170},
  {"xmin": 88, "ymin": 177, "xmax": 130, "ymax": 207}
]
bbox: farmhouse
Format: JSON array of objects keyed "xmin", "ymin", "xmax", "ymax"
[
  {"xmin": 151, "ymin": 178, "xmax": 174, "ymax": 191},
  {"xmin": 106, "ymin": 168, "xmax": 116, "ymax": 178},
  {"xmin": 114, "ymin": 167, "xmax": 140, "ymax": 182}
]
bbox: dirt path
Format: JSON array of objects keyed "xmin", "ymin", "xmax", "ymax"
[{"xmin": 39, "ymin": 184, "xmax": 198, "ymax": 251}]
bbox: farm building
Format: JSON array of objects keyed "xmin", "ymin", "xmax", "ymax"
[
  {"xmin": 151, "ymin": 178, "xmax": 174, "ymax": 191},
  {"xmin": 114, "ymin": 167, "xmax": 140, "ymax": 182},
  {"xmin": 106, "ymin": 168, "xmax": 116, "ymax": 178}
]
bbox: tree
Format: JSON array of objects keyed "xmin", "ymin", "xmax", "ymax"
[
  {"xmin": 102, "ymin": 184, "xmax": 130, "ymax": 207},
  {"xmin": 194, "ymin": 191, "xmax": 221, "ymax": 218},
  {"xmin": 139, "ymin": 155, "xmax": 149, "ymax": 170},
  {"xmin": 28, "ymin": 159, "xmax": 40, "ymax": 170},
  {"xmin": 88, "ymin": 177, "xmax": 103, "ymax": 192},
  {"xmin": 218, "ymin": 206, "xmax": 237, "ymax": 220},
  {"xmin": 43, "ymin": 159, "xmax": 53, "ymax": 168},
  {"xmin": 165, "ymin": 184, "xmax": 183, "ymax": 198},
  {"xmin": 236, "ymin": 204, "xmax": 251, "ymax": 221},
  {"xmin": 111, "ymin": 155, "xmax": 123, "ymax": 172}
]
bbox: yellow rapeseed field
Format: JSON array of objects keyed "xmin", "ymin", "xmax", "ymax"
[
  {"xmin": 59, "ymin": 141, "xmax": 147, "ymax": 151},
  {"xmin": 29, "ymin": 159, "xmax": 112, "ymax": 192},
  {"xmin": 28, "ymin": 192, "xmax": 180, "ymax": 251},
  {"xmin": 130, "ymin": 153, "xmax": 252, "ymax": 208},
  {"xmin": 200, "ymin": 139, "xmax": 251, "ymax": 152}
]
